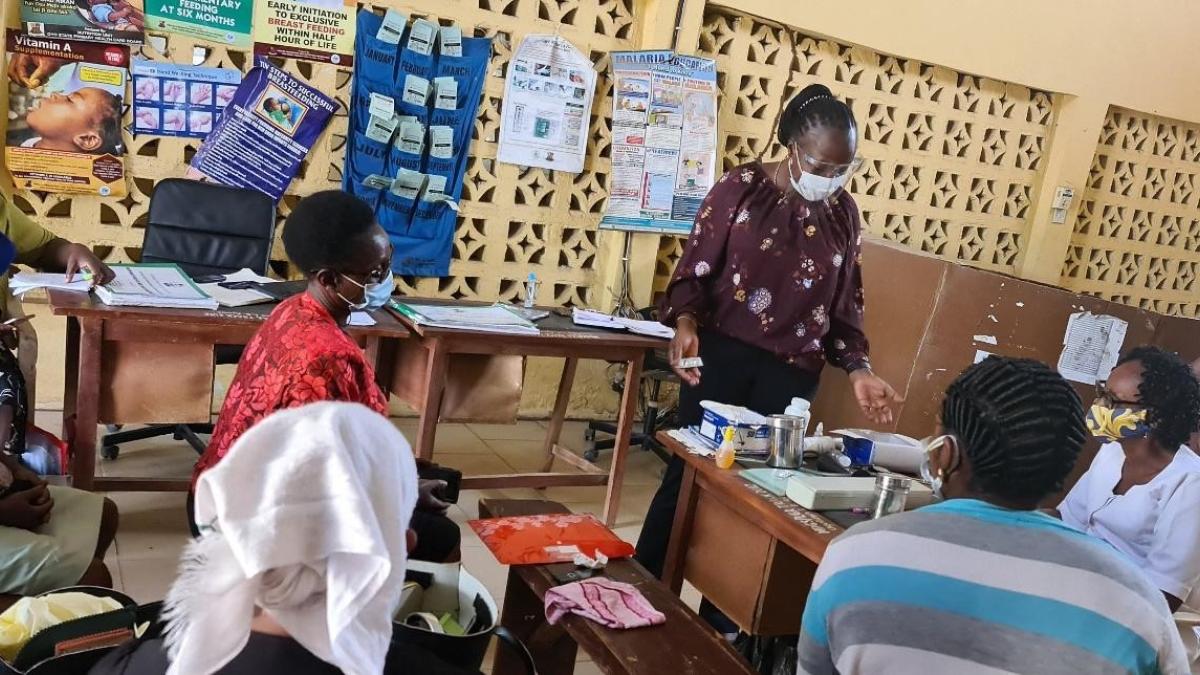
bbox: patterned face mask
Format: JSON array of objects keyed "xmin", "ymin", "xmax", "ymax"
[{"xmin": 1086, "ymin": 404, "xmax": 1151, "ymax": 442}]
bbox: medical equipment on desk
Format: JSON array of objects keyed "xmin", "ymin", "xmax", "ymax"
[
  {"xmin": 785, "ymin": 473, "xmax": 932, "ymax": 511},
  {"xmin": 834, "ymin": 429, "xmax": 924, "ymax": 473},
  {"xmin": 715, "ymin": 426, "xmax": 737, "ymax": 470},
  {"xmin": 698, "ymin": 401, "xmax": 769, "ymax": 453},
  {"xmin": 766, "ymin": 415, "xmax": 805, "ymax": 469}
]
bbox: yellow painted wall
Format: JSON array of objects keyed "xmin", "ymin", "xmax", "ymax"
[{"xmin": 7, "ymin": 0, "xmax": 1200, "ymax": 416}]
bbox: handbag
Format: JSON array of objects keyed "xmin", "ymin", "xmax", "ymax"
[
  {"xmin": 0, "ymin": 587, "xmax": 140, "ymax": 675},
  {"xmin": 392, "ymin": 561, "xmax": 536, "ymax": 674}
]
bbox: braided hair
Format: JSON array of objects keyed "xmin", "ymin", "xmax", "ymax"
[
  {"xmin": 775, "ymin": 84, "xmax": 856, "ymax": 147},
  {"xmin": 941, "ymin": 356, "xmax": 1087, "ymax": 503},
  {"xmin": 1117, "ymin": 346, "xmax": 1200, "ymax": 450}
]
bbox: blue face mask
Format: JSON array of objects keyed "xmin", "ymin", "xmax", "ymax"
[{"xmin": 339, "ymin": 269, "xmax": 394, "ymax": 311}]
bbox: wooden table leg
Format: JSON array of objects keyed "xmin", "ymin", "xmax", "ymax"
[
  {"xmin": 540, "ymin": 357, "xmax": 578, "ymax": 472},
  {"xmin": 662, "ymin": 462, "xmax": 699, "ymax": 593},
  {"xmin": 493, "ymin": 568, "xmax": 577, "ymax": 675},
  {"xmin": 413, "ymin": 338, "xmax": 448, "ymax": 461},
  {"xmin": 71, "ymin": 318, "xmax": 103, "ymax": 491},
  {"xmin": 601, "ymin": 356, "xmax": 643, "ymax": 526},
  {"xmin": 61, "ymin": 317, "xmax": 80, "ymax": 446}
]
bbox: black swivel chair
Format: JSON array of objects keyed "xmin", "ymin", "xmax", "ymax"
[
  {"xmin": 100, "ymin": 179, "xmax": 276, "ymax": 459},
  {"xmin": 583, "ymin": 307, "xmax": 677, "ymax": 462}
]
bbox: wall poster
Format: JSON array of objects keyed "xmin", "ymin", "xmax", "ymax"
[
  {"xmin": 133, "ymin": 59, "xmax": 241, "ymax": 138},
  {"xmin": 600, "ymin": 50, "xmax": 717, "ymax": 235},
  {"xmin": 496, "ymin": 34, "xmax": 596, "ymax": 174},
  {"xmin": 21, "ymin": 0, "xmax": 145, "ymax": 45},
  {"xmin": 4, "ymin": 30, "xmax": 128, "ymax": 196},
  {"xmin": 144, "ymin": 0, "xmax": 252, "ymax": 49},
  {"xmin": 252, "ymin": 0, "xmax": 354, "ymax": 66},
  {"xmin": 187, "ymin": 59, "xmax": 337, "ymax": 201}
]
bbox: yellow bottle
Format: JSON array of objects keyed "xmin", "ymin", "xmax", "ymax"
[{"xmin": 715, "ymin": 426, "xmax": 737, "ymax": 469}]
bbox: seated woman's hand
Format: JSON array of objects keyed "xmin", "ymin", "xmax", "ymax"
[
  {"xmin": 416, "ymin": 479, "xmax": 450, "ymax": 515},
  {"xmin": 10, "ymin": 463, "xmax": 46, "ymax": 489},
  {"xmin": 0, "ymin": 485, "xmax": 53, "ymax": 531}
]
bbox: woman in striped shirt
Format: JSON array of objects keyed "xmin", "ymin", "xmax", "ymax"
[{"xmin": 799, "ymin": 356, "xmax": 1188, "ymax": 675}]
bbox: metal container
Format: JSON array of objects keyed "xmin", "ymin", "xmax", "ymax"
[
  {"xmin": 870, "ymin": 474, "xmax": 911, "ymax": 519},
  {"xmin": 766, "ymin": 415, "xmax": 805, "ymax": 469}
]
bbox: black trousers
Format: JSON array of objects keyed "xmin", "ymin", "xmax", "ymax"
[{"xmin": 635, "ymin": 330, "xmax": 820, "ymax": 579}]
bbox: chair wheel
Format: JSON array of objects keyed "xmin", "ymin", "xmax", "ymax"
[
  {"xmin": 583, "ymin": 448, "xmax": 599, "ymax": 463},
  {"xmin": 101, "ymin": 445, "xmax": 120, "ymax": 460}
]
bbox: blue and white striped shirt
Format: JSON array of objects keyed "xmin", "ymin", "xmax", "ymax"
[{"xmin": 799, "ymin": 499, "xmax": 1188, "ymax": 675}]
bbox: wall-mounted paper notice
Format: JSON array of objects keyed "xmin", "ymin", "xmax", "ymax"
[{"xmin": 1056, "ymin": 311, "xmax": 1127, "ymax": 385}]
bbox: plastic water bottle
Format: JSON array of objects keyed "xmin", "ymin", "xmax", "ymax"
[
  {"xmin": 785, "ymin": 397, "xmax": 812, "ymax": 436},
  {"xmin": 715, "ymin": 426, "xmax": 737, "ymax": 469}
]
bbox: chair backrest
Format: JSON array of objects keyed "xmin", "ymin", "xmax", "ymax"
[{"xmin": 141, "ymin": 179, "xmax": 277, "ymax": 277}]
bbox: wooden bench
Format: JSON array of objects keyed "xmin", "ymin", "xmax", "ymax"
[{"xmin": 482, "ymin": 499, "xmax": 756, "ymax": 675}]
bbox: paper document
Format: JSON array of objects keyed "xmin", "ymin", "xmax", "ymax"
[
  {"xmin": 572, "ymin": 308, "xmax": 673, "ymax": 339},
  {"xmin": 497, "ymin": 35, "xmax": 597, "ymax": 173},
  {"xmin": 95, "ymin": 264, "xmax": 218, "ymax": 310},
  {"xmin": 393, "ymin": 302, "xmax": 539, "ymax": 335},
  {"xmin": 9, "ymin": 272, "xmax": 91, "ymax": 296},
  {"xmin": 198, "ymin": 269, "xmax": 275, "ymax": 308},
  {"xmin": 347, "ymin": 311, "xmax": 377, "ymax": 326},
  {"xmin": 1057, "ymin": 312, "xmax": 1127, "ymax": 385}
]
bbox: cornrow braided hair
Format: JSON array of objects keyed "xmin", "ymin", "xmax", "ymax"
[
  {"xmin": 1118, "ymin": 346, "xmax": 1200, "ymax": 450},
  {"xmin": 774, "ymin": 83, "xmax": 856, "ymax": 147},
  {"xmin": 942, "ymin": 356, "xmax": 1087, "ymax": 502}
]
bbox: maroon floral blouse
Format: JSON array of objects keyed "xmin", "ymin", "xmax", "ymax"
[{"xmin": 660, "ymin": 161, "xmax": 870, "ymax": 375}]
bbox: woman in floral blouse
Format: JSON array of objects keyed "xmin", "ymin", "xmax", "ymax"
[{"xmin": 637, "ymin": 84, "xmax": 902, "ymax": 632}]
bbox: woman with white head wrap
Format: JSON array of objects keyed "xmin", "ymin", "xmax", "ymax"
[{"xmin": 91, "ymin": 402, "xmax": 477, "ymax": 675}]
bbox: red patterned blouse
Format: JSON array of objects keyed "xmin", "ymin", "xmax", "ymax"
[
  {"xmin": 192, "ymin": 292, "xmax": 386, "ymax": 487},
  {"xmin": 660, "ymin": 162, "xmax": 870, "ymax": 375}
]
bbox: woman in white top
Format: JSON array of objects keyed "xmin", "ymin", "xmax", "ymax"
[{"xmin": 1059, "ymin": 345, "xmax": 1200, "ymax": 613}]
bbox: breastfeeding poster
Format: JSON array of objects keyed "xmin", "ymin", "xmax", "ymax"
[
  {"xmin": 252, "ymin": 0, "xmax": 353, "ymax": 66},
  {"xmin": 133, "ymin": 60, "xmax": 241, "ymax": 138},
  {"xmin": 187, "ymin": 59, "xmax": 337, "ymax": 201},
  {"xmin": 144, "ymin": 0, "xmax": 251, "ymax": 48},
  {"xmin": 601, "ymin": 51, "xmax": 718, "ymax": 235},
  {"xmin": 20, "ymin": 0, "xmax": 145, "ymax": 45},
  {"xmin": 4, "ymin": 30, "xmax": 128, "ymax": 196}
]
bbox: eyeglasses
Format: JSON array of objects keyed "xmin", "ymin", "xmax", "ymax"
[
  {"xmin": 793, "ymin": 150, "xmax": 864, "ymax": 179},
  {"xmin": 1094, "ymin": 380, "xmax": 1142, "ymax": 408}
]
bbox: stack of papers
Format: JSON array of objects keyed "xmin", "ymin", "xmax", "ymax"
[
  {"xmin": 10, "ymin": 272, "xmax": 91, "ymax": 295},
  {"xmin": 198, "ymin": 269, "xmax": 275, "ymax": 308},
  {"xmin": 572, "ymin": 308, "xmax": 673, "ymax": 339},
  {"xmin": 95, "ymin": 264, "xmax": 218, "ymax": 310},
  {"xmin": 347, "ymin": 312, "xmax": 377, "ymax": 326},
  {"xmin": 392, "ymin": 302, "xmax": 539, "ymax": 335}
]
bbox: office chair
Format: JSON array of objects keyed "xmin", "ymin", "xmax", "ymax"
[
  {"xmin": 101, "ymin": 179, "xmax": 276, "ymax": 459},
  {"xmin": 582, "ymin": 307, "xmax": 677, "ymax": 463}
]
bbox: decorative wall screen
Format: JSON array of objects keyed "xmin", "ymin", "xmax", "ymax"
[
  {"xmin": 1061, "ymin": 107, "xmax": 1200, "ymax": 318},
  {"xmin": 7, "ymin": 0, "xmax": 639, "ymax": 308},
  {"xmin": 653, "ymin": 5, "xmax": 1055, "ymax": 296}
]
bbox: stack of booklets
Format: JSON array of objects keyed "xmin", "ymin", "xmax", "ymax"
[
  {"xmin": 9, "ymin": 272, "xmax": 91, "ymax": 295},
  {"xmin": 571, "ymin": 308, "xmax": 674, "ymax": 339},
  {"xmin": 95, "ymin": 264, "xmax": 218, "ymax": 310},
  {"xmin": 391, "ymin": 301, "xmax": 539, "ymax": 335}
]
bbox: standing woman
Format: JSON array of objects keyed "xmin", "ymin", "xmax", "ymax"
[{"xmin": 637, "ymin": 84, "xmax": 902, "ymax": 585}]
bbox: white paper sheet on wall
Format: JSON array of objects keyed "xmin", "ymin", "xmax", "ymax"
[{"xmin": 1056, "ymin": 312, "xmax": 1128, "ymax": 385}]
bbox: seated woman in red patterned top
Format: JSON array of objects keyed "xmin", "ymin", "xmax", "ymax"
[{"xmin": 189, "ymin": 190, "xmax": 460, "ymax": 562}]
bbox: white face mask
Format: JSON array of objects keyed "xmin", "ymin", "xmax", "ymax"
[
  {"xmin": 920, "ymin": 435, "xmax": 951, "ymax": 501},
  {"xmin": 787, "ymin": 151, "xmax": 850, "ymax": 202}
]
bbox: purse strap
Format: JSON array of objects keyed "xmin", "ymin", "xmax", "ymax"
[{"xmin": 492, "ymin": 626, "xmax": 537, "ymax": 675}]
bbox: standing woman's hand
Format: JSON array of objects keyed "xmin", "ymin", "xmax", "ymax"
[
  {"xmin": 670, "ymin": 315, "xmax": 701, "ymax": 386},
  {"xmin": 849, "ymin": 369, "xmax": 903, "ymax": 425}
]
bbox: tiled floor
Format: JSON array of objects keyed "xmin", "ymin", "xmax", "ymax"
[{"xmin": 44, "ymin": 411, "xmax": 701, "ymax": 674}]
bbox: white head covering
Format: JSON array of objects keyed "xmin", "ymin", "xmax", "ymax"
[{"xmin": 163, "ymin": 402, "xmax": 418, "ymax": 675}]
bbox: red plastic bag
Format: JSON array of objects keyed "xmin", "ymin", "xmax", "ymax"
[{"xmin": 469, "ymin": 514, "xmax": 635, "ymax": 566}]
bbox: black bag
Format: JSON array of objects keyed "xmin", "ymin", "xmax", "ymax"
[{"xmin": 0, "ymin": 587, "xmax": 141, "ymax": 675}]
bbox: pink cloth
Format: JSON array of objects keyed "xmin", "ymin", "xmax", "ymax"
[{"xmin": 544, "ymin": 578, "xmax": 666, "ymax": 629}]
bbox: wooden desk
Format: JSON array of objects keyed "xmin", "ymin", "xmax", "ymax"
[
  {"xmin": 48, "ymin": 290, "xmax": 408, "ymax": 492},
  {"xmin": 389, "ymin": 307, "xmax": 664, "ymax": 526},
  {"xmin": 481, "ymin": 499, "xmax": 755, "ymax": 675},
  {"xmin": 659, "ymin": 433, "xmax": 844, "ymax": 636}
]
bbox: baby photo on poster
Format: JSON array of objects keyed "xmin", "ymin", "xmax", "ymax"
[
  {"xmin": 21, "ymin": 0, "xmax": 145, "ymax": 45},
  {"xmin": 5, "ymin": 30, "xmax": 128, "ymax": 196}
]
